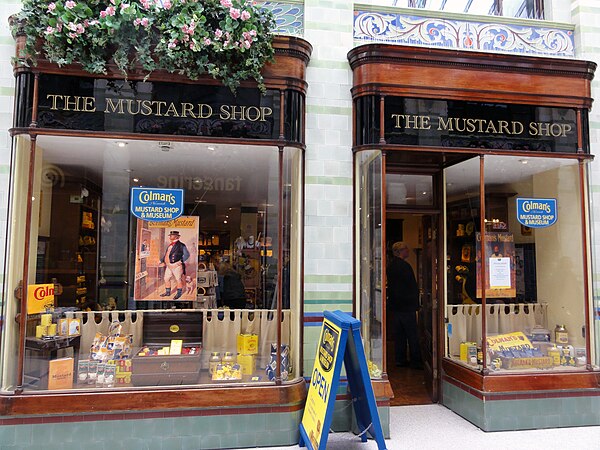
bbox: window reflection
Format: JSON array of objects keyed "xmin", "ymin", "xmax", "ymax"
[{"xmin": 384, "ymin": 0, "xmax": 543, "ymax": 19}]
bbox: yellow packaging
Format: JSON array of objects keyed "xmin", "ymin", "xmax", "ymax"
[
  {"xmin": 459, "ymin": 342, "xmax": 477, "ymax": 362},
  {"xmin": 59, "ymin": 318, "xmax": 68, "ymax": 336},
  {"xmin": 237, "ymin": 334, "xmax": 258, "ymax": 355},
  {"xmin": 40, "ymin": 313, "xmax": 53, "ymax": 326},
  {"xmin": 68, "ymin": 318, "xmax": 81, "ymax": 336},
  {"xmin": 237, "ymin": 354, "xmax": 255, "ymax": 376},
  {"xmin": 548, "ymin": 346, "xmax": 561, "ymax": 365},
  {"xmin": 47, "ymin": 323, "xmax": 57, "ymax": 336},
  {"xmin": 35, "ymin": 325, "xmax": 46, "ymax": 338}
]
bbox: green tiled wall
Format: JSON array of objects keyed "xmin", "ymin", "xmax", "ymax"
[
  {"xmin": 0, "ymin": 410, "xmax": 303, "ymax": 450},
  {"xmin": 442, "ymin": 380, "xmax": 600, "ymax": 432}
]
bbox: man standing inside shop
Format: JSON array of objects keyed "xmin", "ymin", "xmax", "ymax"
[
  {"xmin": 388, "ymin": 241, "xmax": 422, "ymax": 369},
  {"xmin": 159, "ymin": 230, "xmax": 190, "ymax": 300}
]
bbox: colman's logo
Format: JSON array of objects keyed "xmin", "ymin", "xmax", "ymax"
[
  {"xmin": 33, "ymin": 285, "xmax": 54, "ymax": 300},
  {"xmin": 27, "ymin": 283, "xmax": 55, "ymax": 314}
]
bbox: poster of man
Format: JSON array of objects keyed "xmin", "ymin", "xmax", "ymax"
[
  {"xmin": 134, "ymin": 216, "xmax": 199, "ymax": 301},
  {"xmin": 475, "ymin": 232, "xmax": 517, "ymax": 299}
]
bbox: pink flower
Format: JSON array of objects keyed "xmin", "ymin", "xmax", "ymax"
[
  {"xmin": 120, "ymin": 3, "xmax": 130, "ymax": 10},
  {"xmin": 140, "ymin": 0, "xmax": 151, "ymax": 9},
  {"xmin": 141, "ymin": 18, "xmax": 149, "ymax": 26},
  {"xmin": 76, "ymin": 23, "xmax": 85, "ymax": 34},
  {"xmin": 133, "ymin": 18, "xmax": 142, "ymax": 26},
  {"xmin": 229, "ymin": 8, "xmax": 240, "ymax": 19},
  {"xmin": 189, "ymin": 43, "xmax": 194, "ymax": 50},
  {"xmin": 66, "ymin": 22, "xmax": 77, "ymax": 31},
  {"xmin": 56, "ymin": 23, "xmax": 63, "ymax": 31},
  {"xmin": 204, "ymin": 38, "xmax": 212, "ymax": 45},
  {"xmin": 163, "ymin": 0, "xmax": 172, "ymax": 9},
  {"xmin": 220, "ymin": 0, "xmax": 232, "ymax": 7},
  {"xmin": 215, "ymin": 29, "xmax": 223, "ymax": 38},
  {"xmin": 44, "ymin": 26, "xmax": 55, "ymax": 35},
  {"xmin": 65, "ymin": 1, "xmax": 76, "ymax": 9},
  {"xmin": 241, "ymin": 10, "xmax": 250, "ymax": 21},
  {"xmin": 243, "ymin": 40, "xmax": 251, "ymax": 49},
  {"xmin": 68, "ymin": 32, "xmax": 77, "ymax": 38},
  {"xmin": 47, "ymin": 3, "xmax": 56, "ymax": 12},
  {"xmin": 106, "ymin": 6, "xmax": 116, "ymax": 15},
  {"xmin": 168, "ymin": 41, "xmax": 177, "ymax": 49},
  {"xmin": 100, "ymin": 10, "xmax": 107, "ymax": 18},
  {"xmin": 249, "ymin": 29, "xmax": 257, "ymax": 37}
]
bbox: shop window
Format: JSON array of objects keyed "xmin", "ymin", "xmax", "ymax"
[
  {"xmin": 3, "ymin": 136, "xmax": 302, "ymax": 391},
  {"xmin": 356, "ymin": 150, "xmax": 384, "ymax": 379},
  {"xmin": 445, "ymin": 155, "xmax": 591, "ymax": 373},
  {"xmin": 378, "ymin": 0, "xmax": 544, "ymax": 19}
]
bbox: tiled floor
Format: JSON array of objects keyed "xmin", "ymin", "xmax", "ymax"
[
  {"xmin": 240, "ymin": 404, "xmax": 600, "ymax": 450},
  {"xmin": 387, "ymin": 365, "xmax": 432, "ymax": 406}
]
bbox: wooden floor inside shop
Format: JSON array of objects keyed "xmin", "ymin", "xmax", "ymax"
[{"xmin": 386, "ymin": 339, "xmax": 433, "ymax": 407}]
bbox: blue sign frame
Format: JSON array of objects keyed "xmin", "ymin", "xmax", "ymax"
[
  {"xmin": 299, "ymin": 310, "xmax": 387, "ymax": 450},
  {"xmin": 516, "ymin": 198, "xmax": 557, "ymax": 228},
  {"xmin": 130, "ymin": 187, "xmax": 184, "ymax": 222}
]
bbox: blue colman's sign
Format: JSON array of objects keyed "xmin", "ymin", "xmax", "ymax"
[
  {"xmin": 516, "ymin": 198, "xmax": 557, "ymax": 228},
  {"xmin": 130, "ymin": 187, "xmax": 184, "ymax": 221}
]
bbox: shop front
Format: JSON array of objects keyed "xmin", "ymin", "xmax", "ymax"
[
  {"xmin": 0, "ymin": 33, "xmax": 312, "ymax": 447},
  {"xmin": 349, "ymin": 44, "xmax": 600, "ymax": 430}
]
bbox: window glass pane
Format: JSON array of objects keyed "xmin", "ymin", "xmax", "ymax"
[
  {"xmin": 483, "ymin": 155, "xmax": 587, "ymax": 373},
  {"xmin": 444, "ymin": 156, "xmax": 481, "ymax": 367},
  {"xmin": 356, "ymin": 150, "xmax": 384, "ymax": 379},
  {"xmin": 386, "ymin": 173, "xmax": 433, "ymax": 206},
  {"xmin": 7, "ymin": 135, "xmax": 301, "ymax": 391},
  {"xmin": 366, "ymin": 0, "xmax": 542, "ymax": 19}
]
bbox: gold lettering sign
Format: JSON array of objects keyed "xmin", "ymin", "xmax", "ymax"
[
  {"xmin": 46, "ymin": 94, "xmax": 273, "ymax": 122},
  {"xmin": 391, "ymin": 114, "xmax": 573, "ymax": 138}
]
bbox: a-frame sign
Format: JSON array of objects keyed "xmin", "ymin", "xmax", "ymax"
[{"xmin": 299, "ymin": 310, "xmax": 387, "ymax": 450}]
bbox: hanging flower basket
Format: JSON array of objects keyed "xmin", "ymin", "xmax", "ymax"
[{"xmin": 11, "ymin": 0, "xmax": 275, "ymax": 93}]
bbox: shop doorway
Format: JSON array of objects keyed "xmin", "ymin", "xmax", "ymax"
[{"xmin": 385, "ymin": 210, "xmax": 439, "ymax": 406}]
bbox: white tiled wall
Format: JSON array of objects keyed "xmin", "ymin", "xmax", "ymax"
[{"xmin": 0, "ymin": 2, "xmax": 20, "ymax": 296}]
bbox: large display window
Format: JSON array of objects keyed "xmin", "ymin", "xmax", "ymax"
[
  {"xmin": 1, "ymin": 135, "xmax": 303, "ymax": 392},
  {"xmin": 445, "ymin": 155, "xmax": 593, "ymax": 373}
]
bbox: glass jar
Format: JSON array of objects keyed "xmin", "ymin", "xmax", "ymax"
[
  {"xmin": 554, "ymin": 324, "xmax": 568, "ymax": 344},
  {"xmin": 222, "ymin": 352, "xmax": 236, "ymax": 366},
  {"xmin": 209, "ymin": 352, "xmax": 221, "ymax": 376}
]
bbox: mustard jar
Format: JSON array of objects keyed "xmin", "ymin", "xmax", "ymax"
[
  {"xmin": 554, "ymin": 324, "xmax": 568, "ymax": 344},
  {"xmin": 209, "ymin": 352, "xmax": 221, "ymax": 376}
]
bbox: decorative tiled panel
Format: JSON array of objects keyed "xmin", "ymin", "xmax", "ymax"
[
  {"xmin": 353, "ymin": 10, "xmax": 575, "ymax": 57},
  {"xmin": 261, "ymin": 2, "xmax": 304, "ymax": 36}
]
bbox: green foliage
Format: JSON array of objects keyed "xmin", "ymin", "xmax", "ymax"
[{"xmin": 12, "ymin": 0, "xmax": 275, "ymax": 93}]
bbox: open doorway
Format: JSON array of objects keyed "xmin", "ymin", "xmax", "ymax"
[{"xmin": 386, "ymin": 211, "xmax": 438, "ymax": 406}]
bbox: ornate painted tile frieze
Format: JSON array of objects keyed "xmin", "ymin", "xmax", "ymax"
[
  {"xmin": 353, "ymin": 10, "xmax": 574, "ymax": 57},
  {"xmin": 262, "ymin": 2, "xmax": 304, "ymax": 36}
]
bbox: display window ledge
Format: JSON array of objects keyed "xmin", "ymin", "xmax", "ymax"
[
  {"xmin": 0, "ymin": 377, "xmax": 307, "ymax": 417},
  {"xmin": 442, "ymin": 358, "xmax": 600, "ymax": 394}
]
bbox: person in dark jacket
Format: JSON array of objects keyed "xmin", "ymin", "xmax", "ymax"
[
  {"xmin": 387, "ymin": 241, "xmax": 422, "ymax": 369},
  {"xmin": 218, "ymin": 262, "xmax": 247, "ymax": 309},
  {"xmin": 159, "ymin": 230, "xmax": 190, "ymax": 300}
]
